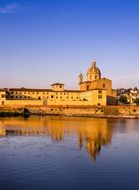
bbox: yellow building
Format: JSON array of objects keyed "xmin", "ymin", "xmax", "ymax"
[
  {"xmin": 0, "ymin": 89, "xmax": 6, "ymax": 105},
  {"xmin": 79, "ymin": 60, "xmax": 116, "ymax": 105},
  {"xmin": 0, "ymin": 61, "xmax": 116, "ymax": 106}
]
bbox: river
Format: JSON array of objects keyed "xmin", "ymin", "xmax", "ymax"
[{"xmin": 0, "ymin": 117, "xmax": 139, "ymax": 190}]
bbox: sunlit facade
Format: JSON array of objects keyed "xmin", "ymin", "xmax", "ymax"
[{"xmin": 0, "ymin": 61, "xmax": 116, "ymax": 106}]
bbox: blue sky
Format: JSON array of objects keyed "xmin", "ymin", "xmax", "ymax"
[{"xmin": 0, "ymin": 0, "xmax": 139, "ymax": 89}]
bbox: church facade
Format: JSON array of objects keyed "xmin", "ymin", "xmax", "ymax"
[
  {"xmin": 79, "ymin": 60, "xmax": 116, "ymax": 105},
  {"xmin": 0, "ymin": 61, "xmax": 116, "ymax": 106}
]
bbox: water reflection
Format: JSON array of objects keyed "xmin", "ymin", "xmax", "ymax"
[
  {"xmin": 1, "ymin": 117, "xmax": 139, "ymax": 190},
  {"xmin": 0, "ymin": 117, "xmax": 117, "ymax": 161},
  {"xmin": 78, "ymin": 124, "xmax": 112, "ymax": 160}
]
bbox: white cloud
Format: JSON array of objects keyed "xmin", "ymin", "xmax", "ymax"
[{"xmin": 0, "ymin": 3, "xmax": 18, "ymax": 14}]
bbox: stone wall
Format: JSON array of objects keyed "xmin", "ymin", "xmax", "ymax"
[
  {"xmin": 4, "ymin": 100, "xmax": 43, "ymax": 106},
  {"xmin": 22, "ymin": 105, "xmax": 139, "ymax": 118},
  {"xmin": 1, "ymin": 105, "xmax": 139, "ymax": 118}
]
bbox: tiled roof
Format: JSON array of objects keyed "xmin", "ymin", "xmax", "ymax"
[
  {"xmin": 0, "ymin": 89, "xmax": 5, "ymax": 92},
  {"xmin": 51, "ymin": 83, "xmax": 64, "ymax": 86},
  {"xmin": 9, "ymin": 88, "xmax": 53, "ymax": 92}
]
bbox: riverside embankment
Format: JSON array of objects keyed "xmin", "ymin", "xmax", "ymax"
[{"xmin": 1, "ymin": 105, "xmax": 139, "ymax": 118}]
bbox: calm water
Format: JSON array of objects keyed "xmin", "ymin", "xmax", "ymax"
[{"xmin": 0, "ymin": 117, "xmax": 139, "ymax": 190}]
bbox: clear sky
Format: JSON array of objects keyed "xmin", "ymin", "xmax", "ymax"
[{"xmin": 0, "ymin": 0, "xmax": 139, "ymax": 89}]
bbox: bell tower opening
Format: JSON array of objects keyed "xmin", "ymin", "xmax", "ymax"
[{"xmin": 78, "ymin": 73, "xmax": 83, "ymax": 84}]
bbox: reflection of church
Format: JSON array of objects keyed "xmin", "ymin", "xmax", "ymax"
[
  {"xmin": 0, "ymin": 60, "xmax": 116, "ymax": 106},
  {"xmin": 0, "ymin": 118, "xmax": 113, "ymax": 161},
  {"xmin": 48, "ymin": 125, "xmax": 63, "ymax": 141},
  {"xmin": 77, "ymin": 122, "xmax": 112, "ymax": 161}
]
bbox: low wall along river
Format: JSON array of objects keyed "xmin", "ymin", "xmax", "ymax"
[{"xmin": 0, "ymin": 105, "xmax": 139, "ymax": 118}]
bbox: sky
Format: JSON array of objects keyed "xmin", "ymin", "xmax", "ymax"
[{"xmin": 0, "ymin": 0, "xmax": 139, "ymax": 89}]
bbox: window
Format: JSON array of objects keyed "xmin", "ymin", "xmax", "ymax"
[
  {"xmin": 47, "ymin": 92, "xmax": 49, "ymax": 95},
  {"xmin": 98, "ymin": 95, "xmax": 102, "ymax": 99},
  {"xmin": 60, "ymin": 85, "xmax": 62, "ymax": 88},
  {"xmin": 11, "ymin": 92, "xmax": 13, "ymax": 94},
  {"xmin": 43, "ymin": 92, "xmax": 45, "ymax": 95},
  {"xmin": 38, "ymin": 97, "xmax": 41, "ymax": 100},
  {"xmin": 98, "ymin": 90, "xmax": 102, "ymax": 94},
  {"xmin": 1, "ymin": 94, "xmax": 5, "ymax": 98},
  {"xmin": 51, "ymin": 95, "xmax": 53, "ymax": 98},
  {"xmin": 87, "ymin": 85, "xmax": 89, "ymax": 90},
  {"xmin": 95, "ymin": 75, "xmax": 97, "ymax": 79},
  {"xmin": 37, "ymin": 92, "xmax": 39, "ymax": 94},
  {"xmin": 103, "ymin": 83, "xmax": 105, "ymax": 88}
]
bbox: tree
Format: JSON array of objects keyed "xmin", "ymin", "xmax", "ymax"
[
  {"xmin": 118, "ymin": 96, "xmax": 128, "ymax": 105},
  {"xmin": 134, "ymin": 98, "xmax": 139, "ymax": 105}
]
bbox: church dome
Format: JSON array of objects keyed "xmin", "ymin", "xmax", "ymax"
[
  {"xmin": 87, "ymin": 61, "xmax": 101, "ymax": 75},
  {"xmin": 86, "ymin": 60, "xmax": 101, "ymax": 81}
]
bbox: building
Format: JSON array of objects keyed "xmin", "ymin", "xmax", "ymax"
[
  {"xmin": 0, "ymin": 61, "xmax": 116, "ymax": 106},
  {"xmin": 79, "ymin": 60, "xmax": 116, "ymax": 105},
  {"xmin": 117, "ymin": 87, "xmax": 139, "ymax": 105},
  {"xmin": 0, "ymin": 89, "xmax": 6, "ymax": 105}
]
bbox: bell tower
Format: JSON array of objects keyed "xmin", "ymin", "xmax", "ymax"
[{"xmin": 78, "ymin": 73, "xmax": 83, "ymax": 84}]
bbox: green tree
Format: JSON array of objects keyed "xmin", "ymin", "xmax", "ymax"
[
  {"xmin": 118, "ymin": 96, "xmax": 128, "ymax": 105},
  {"xmin": 134, "ymin": 98, "xmax": 139, "ymax": 105}
]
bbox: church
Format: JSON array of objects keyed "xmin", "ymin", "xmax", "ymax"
[
  {"xmin": 78, "ymin": 60, "xmax": 116, "ymax": 105},
  {"xmin": 0, "ymin": 61, "xmax": 116, "ymax": 106}
]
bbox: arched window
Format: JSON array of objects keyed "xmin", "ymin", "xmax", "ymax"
[
  {"xmin": 103, "ymin": 83, "xmax": 105, "ymax": 88},
  {"xmin": 87, "ymin": 85, "xmax": 89, "ymax": 90}
]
